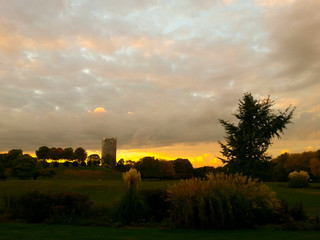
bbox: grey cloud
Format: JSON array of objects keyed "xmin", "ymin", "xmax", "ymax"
[{"xmin": 265, "ymin": 0, "xmax": 320, "ymax": 91}]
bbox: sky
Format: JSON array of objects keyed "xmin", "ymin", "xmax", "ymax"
[{"xmin": 0, "ymin": 0, "xmax": 319, "ymax": 167}]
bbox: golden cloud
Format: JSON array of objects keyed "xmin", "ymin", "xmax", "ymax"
[{"xmin": 88, "ymin": 107, "xmax": 107, "ymax": 113}]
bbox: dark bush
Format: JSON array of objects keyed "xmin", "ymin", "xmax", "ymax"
[
  {"xmin": 80, "ymin": 161, "xmax": 86, "ymax": 167},
  {"xmin": 193, "ymin": 166, "xmax": 215, "ymax": 179},
  {"xmin": 140, "ymin": 188, "xmax": 170, "ymax": 222},
  {"xmin": 116, "ymin": 190, "xmax": 147, "ymax": 224},
  {"xmin": 11, "ymin": 156, "xmax": 37, "ymax": 179},
  {"xmin": 2, "ymin": 191, "xmax": 92, "ymax": 223},
  {"xmin": 63, "ymin": 161, "xmax": 70, "ymax": 167},
  {"xmin": 52, "ymin": 161, "xmax": 59, "ymax": 167},
  {"xmin": 289, "ymin": 202, "xmax": 307, "ymax": 221},
  {"xmin": 275, "ymin": 199, "xmax": 308, "ymax": 226},
  {"xmin": 72, "ymin": 161, "xmax": 79, "ymax": 167},
  {"xmin": 50, "ymin": 192, "xmax": 92, "ymax": 219},
  {"xmin": 3, "ymin": 191, "xmax": 52, "ymax": 223},
  {"xmin": 38, "ymin": 160, "xmax": 50, "ymax": 168},
  {"xmin": 87, "ymin": 160, "xmax": 93, "ymax": 166}
]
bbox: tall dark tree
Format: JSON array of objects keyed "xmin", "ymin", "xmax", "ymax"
[
  {"xmin": 49, "ymin": 148, "xmax": 60, "ymax": 160},
  {"xmin": 74, "ymin": 147, "xmax": 87, "ymax": 163},
  {"xmin": 173, "ymin": 158, "xmax": 194, "ymax": 179},
  {"xmin": 219, "ymin": 93, "xmax": 294, "ymax": 179},
  {"xmin": 62, "ymin": 147, "xmax": 74, "ymax": 160},
  {"xmin": 36, "ymin": 146, "xmax": 50, "ymax": 160}
]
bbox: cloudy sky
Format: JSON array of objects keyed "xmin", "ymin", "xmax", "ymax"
[{"xmin": 0, "ymin": 0, "xmax": 319, "ymax": 167}]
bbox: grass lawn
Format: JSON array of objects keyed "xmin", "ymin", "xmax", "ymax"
[
  {"xmin": 0, "ymin": 167, "xmax": 177, "ymax": 207},
  {"xmin": 0, "ymin": 222, "xmax": 319, "ymax": 240},
  {"xmin": 267, "ymin": 182, "xmax": 320, "ymax": 216}
]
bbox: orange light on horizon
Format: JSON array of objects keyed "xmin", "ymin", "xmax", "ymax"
[{"xmin": 116, "ymin": 149, "xmax": 224, "ymax": 168}]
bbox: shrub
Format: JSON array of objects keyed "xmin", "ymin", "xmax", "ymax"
[
  {"xmin": 63, "ymin": 161, "xmax": 70, "ymax": 167},
  {"xmin": 140, "ymin": 188, "xmax": 170, "ymax": 222},
  {"xmin": 2, "ymin": 191, "xmax": 52, "ymax": 223},
  {"xmin": 52, "ymin": 161, "xmax": 59, "ymax": 167},
  {"xmin": 50, "ymin": 192, "xmax": 92, "ymax": 220},
  {"xmin": 72, "ymin": 161, "xmax": 79, "ymax": 167},
  {"xmin": 275, "ymin": 199, "xmax": 307, "ymax": 224},
  {"xmin": 116, "ymin": 169, "xmax": 147, "ymax": 224},
  {"xmin": 80, "ymin": 161, "xmax": 86, "ymax": 167},
  {"xmin": 289, "ymin": 201, "xmax": 307, "ymax": 221},
  {"xmin": 167, "ymin": 172, "xmax": 279, "ymax": 229},
  {"xmin": 38, "ymin": 160, "xmax": 50, "ymax": 168},
  {"xmin": 10, "ymin": 156, "xmax": 38, "ymax": 179},
  {"xmin": 288, "ymin": 171, "xmax": 309, "ymax": 188},
  {"xmin": 2, "ymin": 191, "xmax": 92, "ymax": 223}
]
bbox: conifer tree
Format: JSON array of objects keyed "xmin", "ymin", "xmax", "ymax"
[{"xmin": 219, "ymin": 93, "xmax": 295, "ymax": 179}]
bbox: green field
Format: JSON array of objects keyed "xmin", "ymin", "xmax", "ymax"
[
  {"xmin": 0, "ymin": 167, "xmax": 320, "ymax": 240},
  {"xmin": 0, "ymin": 167, "xmax": 177, "ymax": 207}
]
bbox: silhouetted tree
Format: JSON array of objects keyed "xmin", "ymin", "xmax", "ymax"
[
  {"xmin": 36, "ymin": 146, "xmax": 50, "ymax": 160},
  {"xmin": 116, "ymin": 159, "xmax": 127, "ymax": 172},
  {"xmin": 159, "ymin": 160, "xmax": 176, "ymax": 179},
  {"xmin": 6, "ymin": 149, "xmax": 23, "ymax": 167},
  {"xmin": 72, "ymin": 161, "xmax": 79, "ymax": 167},
  {"xmin": 63, "ymin": 161, "xmax": 70, "ymax": 167},
  {"xmin": 0, "ymin": 154, "xmax": 7, "ymax": 179},
  {"xmin": 87, "ymin": 154, "xmax": 100, "ymax": 166},
  {"xmin": 62, "ymin": 147, "xmax": 74, "ymax": 160},
  {"xmin": 135, "ymin": 157, "xmax": 162, "ymax": 179},
  {"xmin": 49, "ymin": 148, "xmax": 60, "ymax": 160},
  {"xmin": 173, "ymin": 158, "xmax": 194, "ymax": 179},
  {"xmin": 11, "ymin": 154, "xmax": 38, "ymax": 180},
  {"xmin": 74, "ymin": 147, "xmax": 87, "ymax": 163},
  {"xmin": 219, "ymin": 93, "xmax": 294, "ymax": 179},
  {"xmin": 194, "ymin": 166, "xmax": 216, "ymax": 179}
]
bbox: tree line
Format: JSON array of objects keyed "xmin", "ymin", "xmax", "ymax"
[
  {"xmin": 0, "ymin": 149, "xmax": 53, "ymax": 180},
  {"xmin": 36, "ymin": 146, "xmax": 87, "ymax": 162},
  {"xmin": 0, "ymin": 147, "xmax": 98, "ymax": 180},
  {"xmin": 115, "ymin": 157, "xmax": 203, "ymax": 179},
  {"xmin": 271, "ymin": 150, "xmax": 320, "ymax": 182}
]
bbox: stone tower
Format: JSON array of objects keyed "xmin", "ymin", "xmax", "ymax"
[{"xmin": 101, "ymin": 137, "xmax": 117, "ymax": 167}]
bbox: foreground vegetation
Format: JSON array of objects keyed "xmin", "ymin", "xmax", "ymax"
[{"xmin": 0, "ymin": 167, "xmax": 320, "ymax": 239}]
